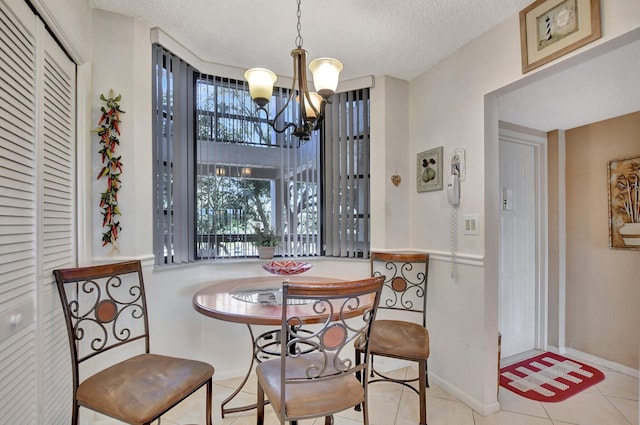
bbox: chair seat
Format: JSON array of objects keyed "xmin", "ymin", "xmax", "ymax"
[
  {"xmin": 256, "ymin": 352, "xmax": 365, "ymax": 418},
  {"xmin": 368, "ymin": 319, "xmax": 429, "ymax": 360},
  {"xmin": 77, "ymin": 353, "xmax": 214, "ymax": 425}
]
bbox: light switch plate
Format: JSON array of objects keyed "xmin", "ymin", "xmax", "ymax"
[{"xmin": 463, "ymin": 214, "xmax": 479, "ymax": 235}]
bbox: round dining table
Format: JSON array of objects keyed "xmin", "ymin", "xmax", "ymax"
[
  {"xmin": 193, "ymin": 275, "xmax": 342, "ymax": 326},
  {"xmin": 193, "ymin": 274, "xmax": 354, "ymax": 418}
]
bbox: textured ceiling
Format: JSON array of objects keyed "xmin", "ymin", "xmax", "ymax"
[
  {"xmin": 89, "ymin": 0, "xmax": 638, "ymax": 132},
  {"xmin": 89, "ymin": 0, "xmax": 533, "ymax": 81}
]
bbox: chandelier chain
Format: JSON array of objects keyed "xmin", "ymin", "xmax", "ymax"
[
  {"xmin": 295, "ymin": 0, "xmax": 303, "ymax": 48},
  {"xmin": 244, "ymin": 0, "xmax": 341, "ymax": 140}
]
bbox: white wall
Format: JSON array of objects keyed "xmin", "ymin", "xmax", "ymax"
[
  {"xmin": 90, "ymin": 10, "xmax": 153, "ymax": 260},
  {"xmin": 370, "ymin": 76, "xmax": 412, "ymax": 250},
  {"xmin": 408, "ymin": 0, "xmax": 640, "ymax": 413}
]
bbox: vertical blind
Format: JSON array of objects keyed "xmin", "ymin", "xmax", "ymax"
[
  {"xmin": 153, "ymin": 43, "xmax": 322, "ymax": 264},
  {"xmin": 324, "ymin": 89, "xmax": 370, "ymax": 258},
  {"xmin": 152, "ymin": 45, "xmax": 196, "ymax": 264}
]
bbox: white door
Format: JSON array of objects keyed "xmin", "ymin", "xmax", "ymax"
[{"xmin": 499, "ymin": 139, "xmax": 537, "ymax": 358}]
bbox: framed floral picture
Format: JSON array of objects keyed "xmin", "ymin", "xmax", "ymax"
[
  {"xmin": 608, "ymin": 156, "xmax": 640, "ymax": 249},
  {"xmin": 519, "ymin": 0, "xmax": 601, "ymax": 73},
  {"xmin": 416, "ymin": 146, "xmax": 443, "ymax": 192}
]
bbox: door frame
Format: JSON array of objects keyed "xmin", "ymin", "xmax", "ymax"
[{"xmin": 499, "ymin": 122, "xmax": 549, "ymax": 356}]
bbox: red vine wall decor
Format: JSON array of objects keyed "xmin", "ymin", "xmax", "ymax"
[{"xmin": 95, "ymin": 92, "xmax": 124, "ymax": 249}]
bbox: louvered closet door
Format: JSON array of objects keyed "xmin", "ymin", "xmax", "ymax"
[
  {"xmin": 37, "ymin": 13, "xmax": 76, "ymax": 425},
  {"xmin": 0, "ymin": 0, "xmax": 76, "ymax": 423},
  {"xmin": 0, "ymin": 1, "xmax": 38, "ymax": 423}
]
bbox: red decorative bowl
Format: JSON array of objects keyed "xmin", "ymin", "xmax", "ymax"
[{"xmin": 262, "ymin": 260, "xmax": 313, "ymax": 275}]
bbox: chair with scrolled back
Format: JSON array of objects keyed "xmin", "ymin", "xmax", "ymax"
[
  {"xmin": 355, "ymin": 251, "xmax": 430, "ymax": 425},
  {"xmin": 255, "ymin": 276, "xmax": 384, "ymax": 425},
  {"xmin": 54, "ymin": 260, "xmax": 214, "ymax": 425}
]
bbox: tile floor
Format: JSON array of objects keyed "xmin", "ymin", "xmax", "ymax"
[{"xmin": 98, "ymin": 354, "xmax": 639, "ymax": 425}]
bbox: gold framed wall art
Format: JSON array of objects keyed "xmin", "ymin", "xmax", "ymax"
[
  {"xmin": 519, "ymin": 0, "xmax": 601, "ymax": 73},
  {"xmin": 608, "ymin": 156, "xmax": 640, "ymax": 250}
]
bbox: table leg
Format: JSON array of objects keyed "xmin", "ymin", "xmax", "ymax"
[
  {"xmin": 219, "ymin": 324, "xmax": 314, "ymax": 418},
  {"xmin": 220, "ymin": 324, "xmax": 266, "ymax": 417}
]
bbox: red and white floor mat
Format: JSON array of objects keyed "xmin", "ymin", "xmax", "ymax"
[{"xmin": 499, "ymin": 352, "xmax": 605, "ymax": 402}]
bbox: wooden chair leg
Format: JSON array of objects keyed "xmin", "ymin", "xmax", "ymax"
[
  {"xmin": 206, "ymin": 378, "xmax": 213, "ymax": 425},
  {"xmin": 425, "ymin": 358, "xmax": 430, "ymax": 388},
  {"xmin": 370, "ymin": 354, "xmax": 375, "ymax": 378},
  {"xmin": 355, "ymin": 347, "xmax": 362, "ymax": 383},
  {"xmin": 354, "ymin": 348, "xmax": 362, "ymax": 411},
  {"xmin": 419, "ymin": 360, "xmax": 427, "ymax": 425},
  {"xmin": 72, "ymin": 402, "xmax": 79, "ymax": 425},
  {"xmin": 361, "ymin": 398, "xmax": 369, "ymax": 425},
  {"xmin": 256, "ymin": 381, "xmax": 265, "ymax": 425}
]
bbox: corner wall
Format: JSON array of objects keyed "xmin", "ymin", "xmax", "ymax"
[
  {"xmin": 564, "ymin": 112, "xmax": 640, "ymax": 369},
  {"xmin": 370, "ymin": 76, "xmax": 411, "ymax": 250}
]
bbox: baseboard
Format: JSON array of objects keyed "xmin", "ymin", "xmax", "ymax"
[
  {"xmin": 366, "ymin": 357, "xmax": 500, "ymax": 415},
  {"xmin": 428, "ymin": 371, "xmax": 499, "ymax": 415},
  {"xmin": 357, "ymin": 356, "xmax": 503, "ymax": 415},
  {"xmin": 500, "ymin": 349, "xmax": 544, "ymax": 366},
  {"xmin": 557, "ymin": 347, "xmax": 639, "ymax": 378}
]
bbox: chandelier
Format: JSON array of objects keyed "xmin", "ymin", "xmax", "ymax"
[{"xmin": 244, "ymin": 0, "xmax": 343, "ymax": 141}]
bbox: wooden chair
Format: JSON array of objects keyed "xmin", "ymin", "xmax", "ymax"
[
  {"xmin": 355, "ymin": 252, "xmax": 430, "ymax": 425},
  {"xmin": 54, "ymin": 260, "xmax": 214, "ymax": 425},
  {"xmin": 256, "ymin": 276, "xmax": 384, "ymax": 425}
]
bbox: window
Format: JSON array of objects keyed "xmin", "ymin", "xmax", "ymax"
[
  {"xmin": 194, "ymin": 75, "xmax": 321, "ymax": 259},
  {"xmin": 152, "ymin": 44, "xmax": 369, "ymax": 265}
]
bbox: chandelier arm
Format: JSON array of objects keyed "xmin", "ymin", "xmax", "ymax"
[
  {"xmin": 296, "ymin": 51, "xmax": 310, "ymax": 126},
  {"xmin": 294, "ymin": 48, "xmax": 322, "ymax": 128},
  {"xmin": 256, "ymin": 106, "xmax": 298, "ymax": 135},
  {"xmin": 270, "ymin": 92, "xmax": 296, "ymax": 131},
  {"xmin": 269, "ymin": 49, "xmax": 301, "ymax": 132},
  {"xmin": 298, "ymin": 61, "xmax": 322, "ymax": 122}
]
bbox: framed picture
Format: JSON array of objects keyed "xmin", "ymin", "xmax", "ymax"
[
  {"xmin": 519, "ymin": 0, "xmax": 601, "ymax": 73},
  {"xmin": 416, "ymin": 146, "xmax": 443, "ymax": 192},
  {"xmin": 608, "ymin": 156, "xmax": 640, "ymax": 250}
]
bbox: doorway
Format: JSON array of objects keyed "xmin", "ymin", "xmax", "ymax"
[{"xmin": 498, "ymin": 125, "xmax": 548, "ymax": 359}]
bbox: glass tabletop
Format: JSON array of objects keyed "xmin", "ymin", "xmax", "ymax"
[{"xmin": 231, "ymin": 287, "xmax": 311, "ymax": 305}]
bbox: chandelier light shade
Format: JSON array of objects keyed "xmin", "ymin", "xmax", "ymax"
[
  {"xmin": 244, "ymin": 68, "xmax": 277, "ymax": 107},
  {"xmin": 309, "ymin": 58, "xmax": 343, "ymax": 97},
  {"xmin": 299, "ymin": 92, "xmax": 323, "ymax": 120},
  {"xmin": 244, "ymin": 0, "xmax": 343, "ymax": 141}
]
